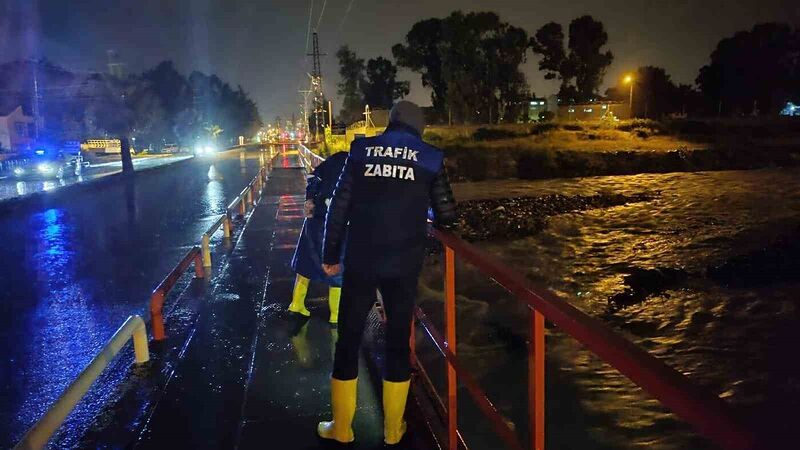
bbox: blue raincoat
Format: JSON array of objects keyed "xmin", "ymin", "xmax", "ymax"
[{"xmin": 290, "ymin": 151, "xmax": 348, "ymax": 287}]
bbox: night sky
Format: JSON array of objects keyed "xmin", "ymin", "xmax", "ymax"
[{"xmin": 1, "ymin": 0, "xmax": 798, "ymax": 121}]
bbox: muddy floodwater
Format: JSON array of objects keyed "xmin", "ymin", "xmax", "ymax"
[{"xmin": 417, "ymin": 168, "xmax": 800, "ymax": 449}]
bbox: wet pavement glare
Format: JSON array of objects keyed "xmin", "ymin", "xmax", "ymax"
[{"xmin": 0, "ymin": 152, "xmax": 261, "ymax": 447}]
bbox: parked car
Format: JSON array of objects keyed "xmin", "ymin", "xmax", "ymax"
[{"xmin": 12, "ymin": 146, "xmax": 84, "ymax": 180}]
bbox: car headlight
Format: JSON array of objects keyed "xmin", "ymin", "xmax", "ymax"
[
  {"xmin": 204, "ymin": 146, "xmax": 214, "ymax": 154},
  {"xmin": 195, "ymin": 145, "xmax": 205, "ymax": 155},
  {"xmin": 14, "ymin": 167, "xmax": 24, "ymax": 175},
  {"xmin": 37, "ymin": 163, "xmax": 53, "ymax": 174}
]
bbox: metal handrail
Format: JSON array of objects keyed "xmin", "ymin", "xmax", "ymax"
[
  {"xmin": 417, "ymin": 229, "xmax": 758, "ymax": 450},
  {"xmin": 285, "ymin": 146, "xmax": 756, "ymax": 449},
  {"xmin": 14, "ymin": 315, "xmax": 150, "ymax": 450},
  {"xmin": 202, "ymin": 165, "xmax": 268, "ymax": 268},
  {"xmin": 298, "ymin": 143, "xmax": 324, "ymax": 172},
  {"xmin": 150, "ymin": 246, "xmax": 205, "ymax": 341},
  {"xmin": 15, "ymin": 150, "xmax": 274, "ymax": 448}
]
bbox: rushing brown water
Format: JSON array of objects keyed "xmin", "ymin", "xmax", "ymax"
[{"xmin": 417, "ymin": 168, "xmax": 800, "ymax": 449}]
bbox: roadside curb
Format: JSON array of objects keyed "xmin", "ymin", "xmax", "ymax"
[{"xmin": 0, "ymin": 156, "xmax": 195, "ymax": 217}]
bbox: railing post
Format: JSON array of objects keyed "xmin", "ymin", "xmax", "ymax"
[
  {"xmin": 529, "ymin": 309, "xmax": 545, "ymax": 450},
  {"xmin": 409, "ymin": 319, "xmax": 417, "ymax": 368},
  {"xmin": 194, "ymin": 252, "xmax": 205, "ymax": 279},
  {"xmin": 444, "ymin": 245, "xmax": 458, "ymax": 450},
  {"xmin": 223, "ymin": 213, "xmax": 232, "ymax": 238},
  {"xmin": 239, "ymin": 194, "xmax": 247, "ymax": 215},
  {"xmin": 201, "ymin": 233, "xmax": 212, "ymax": 267},
  {"xmin": 150, "ymin": 291, "xmax": 166, "ymax": 341},
  {"xmin": 133, "ymin": 319, "xmax": 150, "ymax": 364},
  {"xmin": 247, "ymin": 188, "xmax": 254, "ymax": 207}
]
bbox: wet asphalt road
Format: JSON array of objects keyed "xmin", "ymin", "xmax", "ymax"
[
  {"xmin": 0, "ymin": 151, "xmax": 264, "ymax": 447},
  {"xmin": 0, "ymin": 155, "xmax": 192, "ymax": 202}
]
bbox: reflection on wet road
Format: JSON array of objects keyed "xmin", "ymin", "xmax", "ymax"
[
  {"xmin": 0, "ymin": 152, "xmax": 261, "ymax": 447},
  {"xmin": 0, "ymin": 155, "xmax": 192, "ymax": 201}
]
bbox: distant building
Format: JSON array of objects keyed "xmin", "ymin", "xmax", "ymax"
[
  {"xmin": 527, "ymin": 97, "xmax": 548, "ymax": 121},
  {"xmin": 345, "ymin": 108, "xmax": 388, "ymax": 138},
  {"xmin": 558, "ymin": 101, "xmax": 630, "ymax": 121},
  {"xmin": 0, "ymin": 106, "xmax": 35, "ymax": 153}
]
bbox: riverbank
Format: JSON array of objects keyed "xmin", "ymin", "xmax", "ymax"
[
  {"xmin": 419, "ymin": 168, "xmax": 800, "ymax": 449},
  {"xmin": 429, "ymin": 119, "xmax": 800, "ymax": 181}
]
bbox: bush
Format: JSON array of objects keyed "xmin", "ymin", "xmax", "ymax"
[
  {"xmin": 616, "ymin": 119, "xmax": 661, "ymax": 132},
  {"xmin": 472, "ymin": 127, "xmax": 518, "ymax": 141},
  {"xmin": 669, "ymin": 120, "xmax": 715, "ymax": 135},
  {"xmin": 633, "ymin": 128, "xmax": 652, "ymax": 138},
  {"xmin": 424, "ymin": 131, "xmax": 443, "ymax": 144},
  {"xmin": 456, "ymin": 149, "xmax": 491, "ymax": 181},
  {"xmin": 529, "ymin": 123, "xmax": 559, "ymax": 135},
  {"xmin": 562, "ymin": 123, "xmax": 583, "ymax": 131},
  {"xmin": 539, "ymin": 111, "xmax": 556, "ymax": 122}
]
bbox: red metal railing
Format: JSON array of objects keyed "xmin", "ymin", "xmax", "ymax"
[
  {"xmin": 151, "ymin": 153, "xmax": 272, "ymax": 340},
  {"xmin": 412, "ymin": 229, "xmax": 758, "ymax": 450},
  {"xmin": 296, "ymin": 144, "xmax": 755, "ymax": 449},
  {"xmin": 149, "ymin": 246, "xmax": 204, "ymax": 341}
]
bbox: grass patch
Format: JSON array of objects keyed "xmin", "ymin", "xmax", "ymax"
[{"xmin": 433, "ymin": 118, "xmax": 800, "ymax": 181}]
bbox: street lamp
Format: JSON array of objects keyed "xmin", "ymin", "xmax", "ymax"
[{"xmin": 624, "ymin": 74, "xmax": 634, "ymax": 118}]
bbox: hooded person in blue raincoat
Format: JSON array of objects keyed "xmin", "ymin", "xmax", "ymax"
[{"xmin": 287, "ymin": 150, "xmax": 348, "ymax": 324}]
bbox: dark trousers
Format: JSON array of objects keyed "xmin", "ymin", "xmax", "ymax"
[{"xmin": 332, "ymin": 271, "xmax": 417, "ymax": 382}]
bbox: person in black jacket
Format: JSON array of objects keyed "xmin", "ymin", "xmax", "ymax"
[
  {"xmin": 317, "ymin": 101, "xmax": 457, "ymax": 445},
  {"xmin": 288, "ymin": 150, "xmax": 348, "ymax": 324}
]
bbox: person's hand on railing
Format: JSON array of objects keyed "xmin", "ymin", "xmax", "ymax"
[
  {"xmin": 323, "ymin": 263, "xmax": 341, "ymax": 276},
  {"xmin": 303, "ymin": 200, "xmax": 315, "ymax": 218}
]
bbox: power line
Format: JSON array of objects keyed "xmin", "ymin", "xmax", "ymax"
[
  {"xmin": 316, "ymin": 0, "xmax": 328, "ymax": 31},
  {"xmin": 337, "ymin": 0, "xmax": 357, "ymax": 34},
  {"xmin": 305, "ymin": 0, "xmax": 315, "ymax": 55}
]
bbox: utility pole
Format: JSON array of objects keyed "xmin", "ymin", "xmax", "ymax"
[
  {"xmin": 31, "ymin": 59, "xmax": 41, "ymax": 140},
  {"xmin": 299, "ymin": 88, "xmax": 311, "ymax": 141},
  {"xmin": 628, "ymin": 81, "xmax": 634, "ymax": 119},
  {"xmin": 307, "ymin": 31, "xmax": 326, "ymax": 142}
]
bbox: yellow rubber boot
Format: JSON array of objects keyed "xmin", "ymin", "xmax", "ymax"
[
  {"xmin": 383, "ymin": 379, "xmax": 411, "ymax": 445},
  {"xmin": 318, "ymin": 378, "xmax": 357, "ymax": 443},
  {"xmin": 328, "ymin": 286, "xmax": 342, "ymax": 324},
  {"xmin": 287, "ymin": 274, "xmax": 310, "ymax": 316}
]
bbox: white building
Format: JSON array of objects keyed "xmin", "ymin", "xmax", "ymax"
[{"xmin": 0, "ymin": 106, "xmax": 35, "ymax": 153}]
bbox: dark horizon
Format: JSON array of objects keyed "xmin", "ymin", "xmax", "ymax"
[{"xmin": 2, "ymin": 0, "xmax": 799, "ymax": 120}]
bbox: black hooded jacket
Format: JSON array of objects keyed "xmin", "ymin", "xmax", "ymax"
[{"xmin": 323, "ymin": 122, "xmax": 457, "ymax": 277}]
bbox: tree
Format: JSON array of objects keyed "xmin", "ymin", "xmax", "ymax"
[
  {"xmin": 395, "ymin": 11, "xmax": 529, "ymax": 124},
  {"xmin": 362, "ymin": 57, "xmax": 409, "ymax": 110},
  {"xmin": 530, "ymin": 22, "xmax": 573, "ymax": 98},
  {"xmin": 607, "ymin": 66, "xmax": 678, "ymax": 118},
  {"xmin": 126, "ymin": 81, "xmax": 170, "ymax": 150},
  {"xmin": 141, "ymin": 61, "xmax": 191, "ymax": 119},
  {"xmin": 392, "ymin": 18, "xmax": 447, "ymax": 118},
  {"xmin": 531, "ymin": 15, "xmax": 613, "ymax": 102},
  {"xmin": 697, "ymin": 23, "xmax": 800, "ymax": 115},
  {"xmin": 483, "ymin": 22, "xmax": 530, "ymax": 122},
  {"xmin": 336, "ymin": 46, "xmax": 366, "ymax": 124}
]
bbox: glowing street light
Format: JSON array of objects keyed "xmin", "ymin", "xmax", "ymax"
[{"xmin": 624, "ymin": 74, "xmax": 635, "ymax": 118}]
